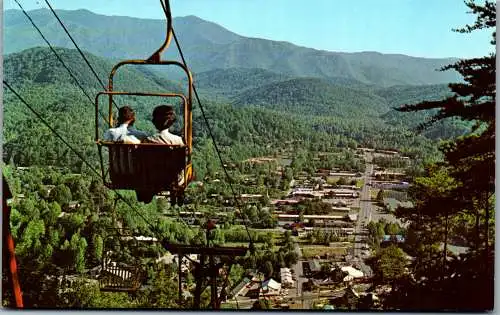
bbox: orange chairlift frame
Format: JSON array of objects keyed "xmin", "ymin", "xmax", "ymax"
[{"xmin": 95, "ymin": 0, "xmax": 194, "ymax": 199}]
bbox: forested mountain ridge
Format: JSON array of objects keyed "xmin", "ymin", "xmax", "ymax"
[
  {"xmin": 376, "ymin": 84, "xmax": 471, "ymax": 139},
  {"xmin": 3, "ymin": 47, "xmax": 441, "ymax": 173},
  {"xmin": 190, "ymin": 65, "xmax": 465, "ymax": 140},
  {"xmin": 374, "ymin": 84, "xmax": 452, "ymax": 108},
  {"xmin": 5, "ymin": 8, "xmax": 460, "ymax": 87},
  {"xmin": 192, "ymin": 67, "xmax": 374, "ymax": 98},
  {"xmin": 231, "ymin": 77, "xmax": 390, "ymax": 117},
  {"xmin": 189, "ymin": 65, "xmax": 467, "ymax": 140},
  {"xmin": 193, "ymin": 67, "xmax": 291, "ymax": 98},
  {"xmin": 4, "ymin": 46, "xmax": 182, "ymax": 93},
  {"xmin": 4, "ymin": 9, "xmax": 241, "ymax": 60}
]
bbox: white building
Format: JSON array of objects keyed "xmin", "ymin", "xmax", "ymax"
[
  {"xmin": 262, "ymin": 278, "xmax": 281, "ymax": 296},
  {"xmin": 280, "ymin": 268, "xmax": 294, "ymax": 288},
  {"xmin": 341, "ymin": 266, "xmax": 364, "ymax": 282}
]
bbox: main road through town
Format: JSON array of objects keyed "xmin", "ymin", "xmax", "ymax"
[
  {"xmin": 353, "ymin": 153, "xmax": 374, "ymax": 257},
  {"xmin": 293, "ymin": 243, "xmax": 305, "ymax": 297}
]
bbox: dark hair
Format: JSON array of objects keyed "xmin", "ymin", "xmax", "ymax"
[
  {"xmin": 117, "ymin": 106, "xmax": 135, "ymax": 124},
  {"xmin": 152, "ymin": 105, "xmax": 176, "ymax": 130}
]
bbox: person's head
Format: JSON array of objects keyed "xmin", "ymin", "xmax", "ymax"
[
  {"xmin": 117, "ymin": 106, "xmax": 136, "ymax": 125},
  {"xmin": 152, "ymin": 105, "xmax": 176, "ymax": 131}
]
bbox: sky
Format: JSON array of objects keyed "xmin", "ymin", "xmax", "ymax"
[{"xmin": 4, "ymin": 0, "xmax": 494, "ymax": 58}]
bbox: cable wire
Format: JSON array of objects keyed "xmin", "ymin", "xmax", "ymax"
[
  {"xmin": 35, "ymin": 1, "xmax": 204, "ymax": 244},
  {"xmin": 22, "ymin": 0, "xmax": 252, "ymax": 250},
  {"xmin": 3, "ymin": 80, "xmax": 160, "ymax": 237},
  {"xmin": 12, "ymin": 0, "xmax": 109, "ymax": 126},
  {"xmin": 43, "ymin": 0, "xmax": 120, "ymax": 111},
  {"xmin": 14, "ymin": 1, "xmax": 243, "ymax": 265},
  {"xmin": 171, "ymin": 28, "xmax": 254, "ymax": 247}
]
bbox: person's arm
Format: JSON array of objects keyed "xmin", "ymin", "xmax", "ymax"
[
  {"xmin": 103, "ymin": 129, "xmax": 113, "ymax": 141},
  {"xmin": 129, "ymin": 127, "xmax": 149, "ymax": 140}
]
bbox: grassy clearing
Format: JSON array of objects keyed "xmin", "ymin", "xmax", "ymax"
[
  {"xmin": 301, "ymin": 245, "xmax": 348, "ymax": 258},
  {"xmin": 248, "ymin": 228, "xmax": 282, "ymax": 238},
  {"xmin": 221, "ymin": 242, "xmax": 280, "ymax": 251},
  {"xmin": 221, "ymin": 303, "xmax": 238, "ymax": 309},
  {"xmin": 326, "ymin": 176, "xmax": 339, "ymax": 184},
  {"xmin": 355, "ymin": 179, "xmax": 364, "ymax": 188}
]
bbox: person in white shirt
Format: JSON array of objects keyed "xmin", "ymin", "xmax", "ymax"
[
  {"xmin": 144, "ymin": 105, "xmax": 184, "ymax": 145},
  {"xmin": 139, "ymin": 105, "xmax": 185, "ymax": 205},
  {"xmin": 103, "ymin": 106, "xmax": 148, "ymax": 144}
]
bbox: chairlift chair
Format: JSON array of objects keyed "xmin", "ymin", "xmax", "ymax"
[
  {"xmin": 95, "ymin": 0, "xmax": 193, "ymax": 204},
  {"xmin": 99, "ymin": 228, "xmax": 144, "ymax": 292}
]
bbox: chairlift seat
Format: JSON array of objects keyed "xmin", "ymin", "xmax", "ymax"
[
  {"xmin": 99, "ymin": 258, "xmax": 143, "ymax": 292},
  {"xmin": 102, "ymin": 142, "xmax": 188, "ymax": 193}
]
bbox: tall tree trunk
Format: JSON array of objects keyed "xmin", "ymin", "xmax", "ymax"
[
  {"xmin": 443, "ymin": 211, "xmax": 448, "ymax": 278},
  {"xmin": 475, "ymin": 211, "xmax": 480, "ymax": 249},
  {"xmin": 483, "ymin": 194, "xmax": 490, "ymax": 272},
  {"xmin": 484, "ymin": 195, "xmax": 489, "ymax": 251}
]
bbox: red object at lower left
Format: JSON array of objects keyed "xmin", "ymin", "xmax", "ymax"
[{"xmin": 3, "ymin": 177, "xmax": 24, "ymax": 308}]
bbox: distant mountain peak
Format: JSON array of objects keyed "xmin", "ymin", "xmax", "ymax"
[
  {"xmin": 4, "ymin": 8, "xmax": 460, "ymax": 86},
  {"xmin": 176, "ymin": 15, "xmax": 208, "ymax": 22}
]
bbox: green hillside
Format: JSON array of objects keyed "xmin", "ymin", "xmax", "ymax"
[
  {"xmin": 4, "ymin": 46, "xmax": 181, "ymax": 93},
  {"xmin": 193, "ymin": 67, "xmax": 291, "ymax": 98},
  {"xmin": 3, "ymin": 47, "xmax": 441, "ymax": 172},
  {"xmin": 374, "ymin": 84, "xmax": 452, "ymax": 108},
  {"xmin": 232, "ymin": 77, "xmax": 390, "ymax": 117},
  {"xmin": 5, "ymin": 8, "xmax": 460, "ymax": 87},
  {"xmin": 375, "ymin": 84, "xmax": 471, "ymax": 139}
]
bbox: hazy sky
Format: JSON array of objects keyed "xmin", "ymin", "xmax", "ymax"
[{"xmin": 4, "ymin": 0, "xmax": 494, "ymax": 58}]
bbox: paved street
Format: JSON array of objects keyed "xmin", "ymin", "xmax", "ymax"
[
  {"xmin": 293, "ymin": 244, "xmax": 304, "ymax": 297},
  {"xmin": 354, "ymin": 153, "xmax": 374, "ymax": 257}
]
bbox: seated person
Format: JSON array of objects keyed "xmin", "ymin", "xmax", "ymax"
[
  {"xmin": 143, "ymin": 105, "xmax": 184, "ymax": 145},
  {"xmin": 137, "ymin": 105, "xmax": 185, "ymax": 204},
  {"xmin": 104, "ymin": 106, "xmax": 148, "ymax": 144}
]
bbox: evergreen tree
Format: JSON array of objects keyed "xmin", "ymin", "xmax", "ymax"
[
  {"xmin": 395, "ymin": 1, "xmax": 495, "ymax": 310},
  {"xmin": 376, "ymin": 189, "xmax": 385, "ymax": 204}
]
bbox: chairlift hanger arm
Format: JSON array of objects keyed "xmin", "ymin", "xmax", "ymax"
[{"xmin": 148, "ymin": 0, "xmax": 173, "ymax": 63}]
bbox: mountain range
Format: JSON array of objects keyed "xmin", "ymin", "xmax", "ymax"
[
  {"xmin": 3, "ymin": 8, "xmax": 470, "ymax": 152},
  {"xmin": 5, "ymin": 46, "xmax": 454, "ymax": 170},
  {"xmin": 4, "ymin": 8, "xmax": 461, "ymax": 87}
]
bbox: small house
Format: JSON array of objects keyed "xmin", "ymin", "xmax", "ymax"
[{"xmin": 262, "ymin": 278, "xmax": 281, "ymax": 296}]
